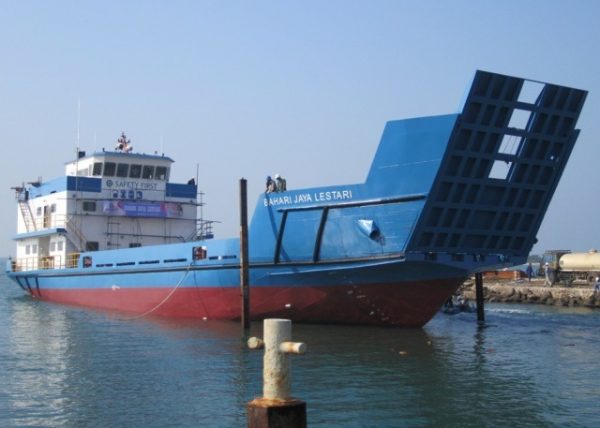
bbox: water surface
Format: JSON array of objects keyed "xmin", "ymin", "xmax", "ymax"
[{"xmin": 1, "ymin": 272, "xmax": 599, "ymax": 427}]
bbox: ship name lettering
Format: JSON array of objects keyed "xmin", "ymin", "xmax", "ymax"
[
  {"xmin": 263, "ymin": 189, "xmax": 353, "ymax": 207},
  {"xmin": 263, "ymin": 195, "xmax": 293, "ymax": 207},
  {"xmin": 313, "ymin": 190, "xmax": 353, "ymax": 201},
  {"xmin": 293, "ymin": 193, "xmax": 312, "ymax": 203}
]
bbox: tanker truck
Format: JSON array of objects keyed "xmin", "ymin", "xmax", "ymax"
[{"xmin": 541, "ymin": 250, "xmax": 600, "ymax": 286}]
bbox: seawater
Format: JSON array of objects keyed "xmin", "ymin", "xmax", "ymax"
[{"xmin": 1, "ymin": 271, "xmax": 599, "ymax": 428}]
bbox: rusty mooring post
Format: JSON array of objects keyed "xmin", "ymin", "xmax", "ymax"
[
  {"xmin": 475, "ymin": 271, "xmax": 485, "ymax": 324},
  {"xmin": 240, "ymin": 178, "xmax": 250, "ymax": 330},
  {"xmin": 247, "ymin": 319, "xmax": 307, "ymax": 428}
]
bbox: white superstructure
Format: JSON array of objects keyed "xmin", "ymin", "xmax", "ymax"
[{"xmin": 12, "ymin": 133, "xmax": 203, "ymax": 271}]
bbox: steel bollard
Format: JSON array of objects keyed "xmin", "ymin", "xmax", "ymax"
[{"xmin": 247, "ymin": 319, "xmax": 307, "ymax": 427}]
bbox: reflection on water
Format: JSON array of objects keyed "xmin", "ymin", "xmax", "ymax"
[{"xmin": 2, "ymin": 274, "xmax": 600, "ymax": 427}]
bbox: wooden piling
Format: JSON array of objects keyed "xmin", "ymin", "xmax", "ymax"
[
  {"xmin": 240, "ymin": 178, "xmax": 250, "ymax": 330},
  {"xmin": 475, "ymin": 271, "xmax": 485, "ymax": 324}
]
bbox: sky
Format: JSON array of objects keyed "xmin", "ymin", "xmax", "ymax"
[{"xmin": 1, "ymin": 0, "xmax": 599, "ymax": 257}]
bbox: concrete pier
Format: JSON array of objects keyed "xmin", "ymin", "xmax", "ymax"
[
  {"xmin": 247, "ymin": 319, "xmax": 307, "ymax": 428},
  {"xmin": 461, "ymin": 278, "xmax": 600, "ymax": 308}
]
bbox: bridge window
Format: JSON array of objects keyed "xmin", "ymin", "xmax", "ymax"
[
  {"xmin": 142, "ymin": 165, "xmax": 155, "ymax": 179},
  {"xmin": 156, "ymin": 166, "xmax": 168, "ymax": 180},
  {"xmin": 93, "ymin": 162, "xmax": 102, "ymax": 176},
  {"xmin": 103, "ymin": 162, "xmax": 116, "ymax": 177},
  {"xmin": 130, "ymin": 164, "xmax": 142, "ymax": 178},
  {"xmin": 117, "ymin": 163, "xmax": 129, "ymax": 177}
]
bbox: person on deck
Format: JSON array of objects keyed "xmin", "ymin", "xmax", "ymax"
[
  {"xmin": 265, "ymin": 176, "xmax": 276, "ymax": 193},
  {"xmin": 274, "ymin": 174, "xmax": 287, "ymax": 192}
]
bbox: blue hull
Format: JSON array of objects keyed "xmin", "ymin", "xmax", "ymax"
[{"xmin": 6, "ymin": 70, "xmax": 587, "ymax": 326}]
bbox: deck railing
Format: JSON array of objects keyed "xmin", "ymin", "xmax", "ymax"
[
  {"xmin": 17, "ymin": 214, "xmax": 69, "ymax": 233},
  {"xmin": 9, "ymin": 253, "xmax": 81, "ymax": 272}
]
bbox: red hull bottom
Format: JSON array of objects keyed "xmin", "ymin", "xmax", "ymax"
[{"xmin": 33, "ymin": 278, "xmax": 464, "ymax": 327}]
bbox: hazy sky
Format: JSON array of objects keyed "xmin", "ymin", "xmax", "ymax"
[{"xmin": 1, "ymin": 0, "xmax": 598, "ymax": 257}]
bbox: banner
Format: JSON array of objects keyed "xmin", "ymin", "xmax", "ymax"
[{"xmin": 102, "ymin": 201, "xmax": 183, "ymax": 218}]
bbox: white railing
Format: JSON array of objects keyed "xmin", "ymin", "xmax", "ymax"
[
  {"xmin": 18, "ymin": 214, "xmax": 70, "ymax": 233},
  {"xmin": 9, "ymin": 253, "xmax": 80, "ymax": 272}
]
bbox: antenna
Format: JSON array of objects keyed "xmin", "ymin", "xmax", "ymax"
[{"xmin": 76, "ymin": 98, "xmax": 81, "ymax": 148}]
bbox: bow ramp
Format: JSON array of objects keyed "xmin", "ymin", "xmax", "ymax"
[
  {"xmin": 405, "ymin": 70, "xmax": 587, "ymax": 263},
  {"xmin": 252, "ymin": 70, "xmax": 587, "ymax": 269}
]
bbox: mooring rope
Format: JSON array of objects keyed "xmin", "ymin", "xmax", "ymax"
[{"xmin": 120, "ymin": 263, "xmax": 193, "ymax": 321}]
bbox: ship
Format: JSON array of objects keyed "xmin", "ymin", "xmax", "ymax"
[{"xmin": 5, "ymin": 71, "xmax": 587, "ymax": 327}]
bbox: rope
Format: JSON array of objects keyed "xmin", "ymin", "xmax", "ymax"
[{"xmin": 119, "ymin": 263, "xmax": 193, "ymax": 321}]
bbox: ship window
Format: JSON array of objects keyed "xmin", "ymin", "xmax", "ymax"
[
  {"xmin": 193, "ymin": 246, "xmax": 207, "ymax": 260},
  {"xmin": 32, "ymin": 244, "xmax": 38, "ymax": 254},
  {"xmin": 83, "ymin": 256, "xmax": 92, "ymax": 268},
  {"xmin": 50, "ymin": 204, "xmax": 56, "ymax": 213},
  {"xmin": 129, "ymin": 243, "xmax": 141, "ymax": 248},
  {"xmin": 25, "ymin": 245, "xmax": 31, "ymax": 255},
  {"xmin": 86, "ymin": 241, "xmax": 99, "ymax": 251},
  {"xmin": 36, "ymin": 207, "xmax": 42, "ymax": 216},
  {"xmin": 130, "ymin": 164, "xmax": 142, "ymax": 178},
  {"xmin": 116, "ymin": 163, "xmax": 129, "ymax": 177},
  {"xmin": 83, "ymin": 201, "xmax": 97, "ymax": 212},
  {"xmin": 103, "ymin": 162, "xmax": 116, "ymax": 177},
  {"xmin": 93, "ymin": 162, "xmax": 103, "ymax": 176},
  {"xmin": 156, "ymin": 166, "xmax": 168, "ymax": 180},
  {"xmin": 142, "ymin": 165, "xmax": 154, "ymax": 179},
  {"xmin": 57, "ymin": 241, "xmax": 63, "ymax": 251},
  {"xmin": 50, "ymin": 242, "xmax": 56, "ymax": 252}
]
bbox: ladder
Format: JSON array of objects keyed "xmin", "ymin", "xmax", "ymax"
[
  {"xmin": 18, "ymin": 200, "xmax": 37, "ymax": 232},
  {"xmin": 66, "ymin": 216, "xmax": 87, "ymax": 252}
]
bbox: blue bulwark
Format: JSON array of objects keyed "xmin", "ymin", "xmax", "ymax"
[
  {"xmin": 67, "ymin": 176, "xmax": 102, "ymax": 192},
  {"xmin": 166, "ymin": 183, "xmax": 197, "ymax": 198},
  {"xmin": 28, "ymin": 176, "xmax": 101, "ymax": 198}
]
